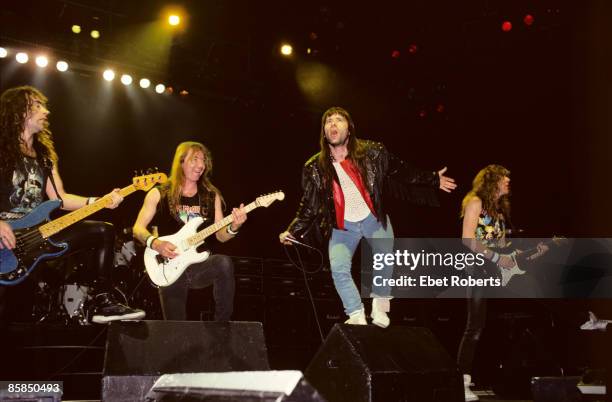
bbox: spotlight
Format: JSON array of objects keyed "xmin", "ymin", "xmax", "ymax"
[
  {"xmin": 56, "ymin": 61, "xmax": 69, "ymax": 72},
  {"xmin": 280, "ymin": 44, "xmax": 293, "ymax": 56},
  {"xmin": 91, "ymin": 30, "xmax": 100, "ymax": 39},
  {"xmin": 391, "ymin": 50, "xmax": 400, "ymax": 59},
  {"xmin": 155, "ymin": 84, "xmax": 165, "ymax": 94},
  {"xmin": 139, "ymin": 78, "xmax": 151, "ymax": 88},
  {"xmin": 35, "ymin": 56, "xmax": 48, "ymax": 68},
  {"xmin": 15, "ymin": 52, "xmax": 29, "ymax": 64},
  {"xmin": 103, "ymin": 69, "xmax": 115, "ymax": 81},
  {"xmin": 0, "ymin": 47, "xmax": 7, "ymax": 58},
  {"xmin": 524, "ymin": 14, "xmax": 535, "ymax": 26},
  {"xmin": 168, "ymin": 15, "xmax": 180, "ymax": 26},
  {"xmin": 501, "ymin": 21, "xmax": 512, "ymax": 32},
  {"xmin": 179, "ymin": 89, "xmax": 189, "ymax": 96},
  {"xmin": 120, "ymin": 74, "xmax": 133, "ymax": 86},
  {"xmin": 72, "ymin": 25, "xmax": 81, "ymax": 34}
]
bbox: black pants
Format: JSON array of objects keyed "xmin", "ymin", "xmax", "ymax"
[
  {"xmin": 0, "ymin": 220, "xmax": 115, "ymax": 324},
  {"xmin": 457, "ymin": 284, "xmax": 487, "ymax": 374},
  {"xmin": 51, "ymin": 220, "xmax": 115, "ymax": 288},
  {"xmin": 158, "ymin": 254, "xmax": 235, "ymax": 321}
]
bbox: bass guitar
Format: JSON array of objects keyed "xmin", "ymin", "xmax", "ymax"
[{"xmin": 0, "ymin": 172, "xmax": 167, "ymax": 285}]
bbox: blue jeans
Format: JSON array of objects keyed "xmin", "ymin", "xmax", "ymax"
[{"xmin": 328, "ymin": 213, "xmax": 394, "ymax": 315}]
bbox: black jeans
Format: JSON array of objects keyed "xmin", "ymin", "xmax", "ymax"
[
  {"xmin": 158, "ymin": 254, "xmax": 235, "ymax": 321},
  {"xmin": 51, "ymin": 220, "xmax": 115, "ymax": 289},
  {"xmin": 457, "ymin": 284, "xmax": 487, "ymax": 374},
  {"xmin": 0, "ymin": 220, "xmax": 115, "ymax": 324}
]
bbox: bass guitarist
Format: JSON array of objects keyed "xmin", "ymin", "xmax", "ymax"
[
  {"xmin": 132, "ymin": 141, "xmax": 246, "ymax": 321},
  {"xmin": 0, "ymin": 86, "xmax": 145, "ymax": 324}
]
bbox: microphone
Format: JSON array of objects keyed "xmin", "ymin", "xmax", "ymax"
[{"xmin": 284, "ymin": 236, "xmax": 318, "ymax": 250}]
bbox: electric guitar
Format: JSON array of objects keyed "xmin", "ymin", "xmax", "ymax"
[
  {"xmin": 0, "ymin": 172, "xmax": 168, "ymax": 285},
  {"xmin": 144, "ymin": 191, "xmax": 285, "ymax": 287},
  {"xmin": 498, "ymin": 236, "xmax": 567, "ymax": 286}
]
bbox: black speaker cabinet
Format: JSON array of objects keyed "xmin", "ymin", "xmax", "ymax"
[
  {"xmin": 305, "ymin": 324, "xmax": 463, "ymax": 402},
  {"xmin": 102, "ymin": 320, "xmax": 270, "ymax": 402}
]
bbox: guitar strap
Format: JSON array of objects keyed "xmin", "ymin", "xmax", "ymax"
[{"xmin": 42, "ymin": 157, "xmax": 64, "ymax": 208}]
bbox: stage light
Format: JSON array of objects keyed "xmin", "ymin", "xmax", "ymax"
[
  {"xmin": 91, "ymin": 30, "xmax": 100, "ymax": 39},
  {"xmin": 280, "ymin": 44, "xmax": 293, "ymax": 56},
  {"xmin": 408, "ymin": 43, "xmax": 418, "ymax": 54},
  {"xmin": 103, "ymin": 69, "xmax": 115, "ymax": 81},
  {"xmin": 56, "ymin": 61, "xmax": 69, "ymax": 72},
  {"xmin": 0, "ymin": 47, "xmax": 7, "ymax": 58},
  {"xmin": 35, "ymin": 56, "xmax": 48, "ymax": 68},
  {"xmin": 155, "ymin": 84, "xmax": 165, "ymax": 94},
  {"xmin": 139, "ymin": 78, "xmax": 151, "ymax": 88},
  {"xmin": 501, "ymin": 21, "xmax": 512, "ymax": 32},
  {"xmin": 524, "ymin": 14, "xmax": 535, "ymax": 26},
  {"xmin": 168, "ymin": 15, "xmax": 180, "ymax": 26},
  {"xmin": 391, "ymin": 50, "xmax": 400, "ymax": 59},
  {"xmin": 15, "ymin": 52, "xmax": 29, "ymax": 64},
  {"xmin": 179, "ymin": 89, "xmax": 189, "ymax": 96},
  {"xmin": 72, "ymin": 25, "xmax": 81, "ymax": 34},
  {"xmin": 121, "ymin": 74, "xmax": 133, "ymax": 85}
]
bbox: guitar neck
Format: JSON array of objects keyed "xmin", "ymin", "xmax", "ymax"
[
  {"xmin": 188, "ymin": 201, "xmax": 259, "ymax": 246},
  {"xmin": 39, "ymin": 185, "xmax": 137, "ymax": 238}
]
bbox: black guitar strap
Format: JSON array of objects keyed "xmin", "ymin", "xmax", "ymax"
[{"xmin": 42, "ymin": 158, "xmax": 64, "ymax": 208}]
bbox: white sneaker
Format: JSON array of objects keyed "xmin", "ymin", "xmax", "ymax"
[
  {"xmin": 580, "ymin": 311, "xmax": 611, "ymax": 331},
  {"xmin": 463, "ymin": 374, "xmax": 478, "ymax": 401},
  {"xmin": 345, "ymin": 308, "xmax": 367, "ymax": 325},
  {"xmin": 371, "ymin": 298, "xmax": 390, "ymax": 328}
]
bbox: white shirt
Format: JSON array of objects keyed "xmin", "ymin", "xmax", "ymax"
[{"xmin": 333, "ymin": 161, "xmax": 371, "ymax": 222}]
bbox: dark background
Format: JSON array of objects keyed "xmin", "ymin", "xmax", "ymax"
[{"xmin": 1, "ymin": 0, "xmax": 610, "ymax": 258}]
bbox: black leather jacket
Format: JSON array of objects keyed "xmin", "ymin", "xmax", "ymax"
[{"xmin": 287, "ymin": 140, "xmax": 440, "ymax": 246}]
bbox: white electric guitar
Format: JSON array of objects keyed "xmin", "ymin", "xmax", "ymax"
[
  {"xmin": 498, "ymin": 236, "xmax": 566, "ymax": 286},
  {"xmin": 144, "ymin": 191, "xmax": 285, "ymax": 287}
]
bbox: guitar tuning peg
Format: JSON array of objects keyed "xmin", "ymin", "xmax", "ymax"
[
  {"xmin": 154, "ymin": 167, "xmax": 159, "ymax": 172},
  {"xmin": 134, "ymin": 170, "xmax": 139, "ymax": 177},
  {"xmin": 146, "ymin": 168, "xmax": 153, "ymax": 174}
]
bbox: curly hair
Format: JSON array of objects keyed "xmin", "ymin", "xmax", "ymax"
[
  {"xmin": 0, "ymin": 86, "xmax": 58, "ymax": 175},
  {"xmin": 317, "ymin": 106, "xmax": 368, "ymax": 186},
  {"xmin": 461, "ymin": 164, "xmax": 511, "ymax": 220},
  {"xmin": 161, "ymin": 141, "xmax": 224, "ymax": 214}
]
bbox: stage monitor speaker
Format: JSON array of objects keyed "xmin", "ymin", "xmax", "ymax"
[
  {"xmin": 145, "ymin": 371, "xmax": 326, "ymax": 402},
  {"xmin": 531, "ymin": 376, "xmax": 582, "ymax": 402},
  {"xmin": 305, "ymin": 324, "xmax": 463, "ymax": 402},
  {"xmin": 102, "ymin": 320, "xmax": 270, "ymax": 402}
]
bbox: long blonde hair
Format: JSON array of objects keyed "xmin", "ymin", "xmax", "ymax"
[
  {"xmin": 461, "ymin": 164, "xmax": 510, "ymax": 220},
  {"xmin": 162, "ymin": 141, "xmax": 224, "ymax": 213}
]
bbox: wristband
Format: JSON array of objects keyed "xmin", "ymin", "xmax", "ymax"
[
  {"xmin": 87, "ymin": 197, "xmax": 98, "ymax": 205},
  {"xmin": 146, "ymin": 235, "xmax": 158, "ymax": 248},
  {"xmin": 491, "ymin": 252, "xmax": 500, "ymax": 264},
  {"xmin": 226, "ymin": 225, "xmax": 239, "ymax": 235}
]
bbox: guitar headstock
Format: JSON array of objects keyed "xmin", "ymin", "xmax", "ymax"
[
  {"xmin": 256, "ymin": 191, "xmax": 285, "ymax": 208},
  {"xmin": 133, "ymin": 172, "xmax": 168, "ymax": 191}
]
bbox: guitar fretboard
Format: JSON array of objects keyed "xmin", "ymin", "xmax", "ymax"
[
  {"xmin": 39, "ymin": 185, "xmax": 137, "ymax": 238},
  {"xmin": 187, "ymin": 201, "xmax": 260, "ymax": 246}
]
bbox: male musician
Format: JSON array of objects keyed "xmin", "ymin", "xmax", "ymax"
[
  {"xmin": 133, "ymin": 141, "xmax": 247, "ymax": 321},
  {"xmin": 0, "ymin": 86, "xmax": 145, "ymax": 324},
  {"xmin": 279, "ymin": 106, "xmax": 456, "ymax": 327}
]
